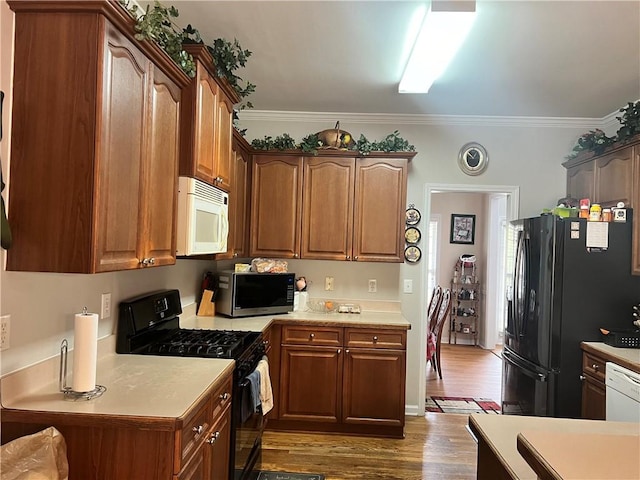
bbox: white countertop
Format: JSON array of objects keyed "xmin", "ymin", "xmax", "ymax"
[
  {"xmin": 469, "ymin": 414, "xmax": 640, "ymax": 480},
  {"xmin": 1, "ymin": 347, "xmax": 234, "ymax": 418},
  {"xmin": 1, "ymin": 305, "xmax": 407, "ymax": 419},
  {"xmin": 180, "ymin": 305, "xmax": 410, "ymax": 331}
]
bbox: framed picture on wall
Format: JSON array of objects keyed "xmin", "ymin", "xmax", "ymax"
[{"xmin": 450, "ymin": 214, "xmax": 476, "ymax": 244}]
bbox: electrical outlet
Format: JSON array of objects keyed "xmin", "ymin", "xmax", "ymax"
[
  {"xmin": 1, "ymin": 315, "xmax": 10, "ymax": 350},
  {"xmin": 368, "ymin": 279, "xmax": 377, "ymax": 293},
  {"xmin": 325, "ymin": 277, "xmax": 334, "ymax": 291},
  {"xmin": 403, "ymin": 279, "xmax": 413, "ymax": 294},
  {"xmin": 101, "ymin": 293, "xmax": 112, "ymax": 319}
]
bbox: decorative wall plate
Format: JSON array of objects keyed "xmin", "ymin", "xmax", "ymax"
[
  {"xmin": 405, "ymin": 206, "xmax": 421, "ymax": 225},
  {"xmin": 404, "ymin": 227, "xmax": 421, "ymax": 244},
  {"xmin": 404, "ymin": 245, "xmax": 422, "ymax": 263}
]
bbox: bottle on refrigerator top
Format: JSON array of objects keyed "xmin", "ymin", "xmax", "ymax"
[{"xmin": 589, "ymin": 203, "xmax": 602, "ymax": 221}]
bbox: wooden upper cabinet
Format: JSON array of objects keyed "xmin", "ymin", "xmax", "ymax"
[
  {"xmin": 180, "ymin": 44, "xmax": 239, "ymax": 192},
  {"xmin": 249, "ymin": 152, "xmax": 411, "ymax": 262},
  {"xmin": 353, "ymin": 158, "xmax": 408, "ymax": 262},
  {"xmin": 566, "ymin": 160, "xmax": 595, "ymax": 201},
  {"xmin": 6, "ymin": 2, "xmax": 188, "ymax": 273},
  {"xmin": 301, "ymin": 157, "xmax": 355, "ymax": 260},
  {"xmin": 250, "ymin": 155, "xmax": 304, "ymax": 258},
  {"xmin": 231, "ymin": 132, "xmax": 252, "ymax": 259},
  {"xmin": 594, "ymin": 145, "xmax": 635, "ymax": 206}
]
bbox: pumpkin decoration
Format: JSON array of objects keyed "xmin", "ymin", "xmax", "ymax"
[{"xmin": 316, "ymin": 121, "xmax": 355, "ymax": 150}]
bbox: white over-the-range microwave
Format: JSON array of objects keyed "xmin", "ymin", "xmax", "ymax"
[{"xmin": 176, "ymin": 176, "xmax": 229, "ymax": 256}]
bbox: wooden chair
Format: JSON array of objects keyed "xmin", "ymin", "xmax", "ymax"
[
  {"xmin": 426, "ymin": 286, "xmax": 443, "ymax": 370},
  {"xmin": 430, "ymin": 289, "xmax": 452, "ymax": 379}
]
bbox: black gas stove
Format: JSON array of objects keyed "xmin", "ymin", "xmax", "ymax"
[{"xmin": 116, "ymin": 289, "xmax": 261, "ymax": 361}]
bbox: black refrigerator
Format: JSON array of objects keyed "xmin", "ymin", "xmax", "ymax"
[{"xmin": 502, "ymin": 211, "xmax": 640, "ymax": 418}]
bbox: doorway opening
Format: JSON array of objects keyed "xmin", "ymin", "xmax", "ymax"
[{"xmin": 418, "ymin": 183, "xmax": 520, "ymax": 413}]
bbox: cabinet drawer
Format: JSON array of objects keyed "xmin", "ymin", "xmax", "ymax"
[
  {"xmin": 211, "ymin": 375, "xmax": 233, "ymax": 423},
  {"xmin": 345, "ymin": 328, "xmax": 406, "ymax": 349},
  {"xmin": 281, "ymin": 325, "xmax": 342, "ymax": 346},
  {"xmin": 582, "ymin": 352, "xmax": 606, "ymax": 383},
  {"xmin": 178, "ymin": 399, "xmax": 211, "ymax": 468}
]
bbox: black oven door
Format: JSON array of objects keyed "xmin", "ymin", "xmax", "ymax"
[{"xmin": 233, "ymin": 376, "xmax": 264, "ymax": 480}]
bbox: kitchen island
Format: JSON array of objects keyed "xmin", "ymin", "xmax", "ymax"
[{"xmin": 469, "ymin": 414, "xmax": 640, "ymax": 480}]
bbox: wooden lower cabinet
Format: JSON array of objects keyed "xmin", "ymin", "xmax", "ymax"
[
  {"xmin": 580, "ymin": 349, "xmax": 607, "ymax": 420},
  {"xmin": 272, "ymin": 324, "xmax": 406, "ymax": 438},
  {"xmin": 1, "ymin": 374, "xmax": 233, "ymax": 480}
]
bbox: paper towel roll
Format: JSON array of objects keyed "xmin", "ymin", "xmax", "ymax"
[{"xmin": 72, "ymin": 311, "xmax": 98, "ymax": 392}]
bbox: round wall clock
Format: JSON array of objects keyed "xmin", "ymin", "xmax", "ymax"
[
  {"xmin": 458, "ymin": 142, "xmax": 489, "ymax": 176},
  {"xmin": 405, "ymin": 206, "xmax": 421, "ymax": 225},
  {"xmin": 404, "ymin": 245, "xmax": 422, "ymax": 263},
  {"xmin": 404, "ymin": 227, "xmax": 421, "ymax": 244}
]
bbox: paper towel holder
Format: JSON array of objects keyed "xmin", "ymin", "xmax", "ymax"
[{"xmin": 59, "ymin": 339, "xmax": 106, "ymax": 400}]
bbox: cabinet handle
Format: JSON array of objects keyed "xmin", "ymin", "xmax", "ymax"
[
  {"xmin": 149, "ymin": 257, "xmax": 155, "ymax": 265},
  {"xmin": 233, "ymin": 253, "xmax": 238, "ymax": 258},
  {"xmin": 345, "ymin": 349, "xmax": 349, "ymax": 354},
  {"xmin": 219, "ymin": 392, "xmax": 230, "ymax": 402},
  {"xmin": 579, "ymin": 375, "xmax": 586, "ymax": 381},
  {"xmin": 293, "ymin": 253, "xmax": 299, "ymax": 258},
  {"xmin": 309, "ymin": 333, "xmax": 315, "ymax": 340},
  {"xmin": 354, "ymin": 256, "xmax": 358, "ymax": 260},
  {"xmin": 372, "ymin": 336, "xmax": 378, "ymax": 343},
  {"xmin": 592, "ymin": 364, "xmax": 599, "ymax": 371},
  {"xmin": 192, "ymin": 425, "xmax": 204, "ymax": 435},
  {"xmin": 207, "ymin": 431, "xmax": 221, "ymax": 445},
  {"xmin": 337, "ymin": 349, "xmax": 342, "ymax": 354},
  {"xmin": 346, "ymin": 255, "xmax": 351, "ymax": 260}
]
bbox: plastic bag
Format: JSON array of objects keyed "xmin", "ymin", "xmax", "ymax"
[
  {"xmin": 0, "ymin": 427, "xmax": 69, "ymax": 480},
  {"xmin": 250, "ymin": 258, "xmax": 288, "ymax": 273}
]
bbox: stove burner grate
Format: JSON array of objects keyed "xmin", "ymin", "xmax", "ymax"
[{"xmin": 143, "ymin": 329, "xmax": 259, "ymax": 359}]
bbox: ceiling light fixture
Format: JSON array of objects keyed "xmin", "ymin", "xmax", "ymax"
[{"xmin": 399, "ymin": 1, "xmax": 476, "ymax": 94}]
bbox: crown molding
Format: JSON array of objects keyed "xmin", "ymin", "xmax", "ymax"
[{"xmin": 238, "ymin": 110, "xmax": 607, "ymax": 129}]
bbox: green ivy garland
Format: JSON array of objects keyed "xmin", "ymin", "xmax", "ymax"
[
  {"xmin": 566, "ymin": 100, "xmax": 640, "ymax": 160},
  {"xmin": 251, "ymin": 130, "xmax": 415, "ymax": 156}
]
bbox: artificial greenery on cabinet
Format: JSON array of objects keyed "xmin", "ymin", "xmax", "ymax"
[{"xmin": 120, "ymin": 0, "xmax": 255, "ymax": 109}]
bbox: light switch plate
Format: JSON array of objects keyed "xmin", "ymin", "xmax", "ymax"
[{"xmin": 403, "ymin": 279, "xmax": 413, "ymax": 294}]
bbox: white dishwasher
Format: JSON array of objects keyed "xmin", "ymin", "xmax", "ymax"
[{"xmin": 605, "ymin": 362, "xmax": 640, "ymax": 422}]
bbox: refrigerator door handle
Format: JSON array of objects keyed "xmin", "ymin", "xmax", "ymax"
[
  {"xmin": 503, "ymin": 349, "xmax": 548, "ymax": 382},
  {"xmin": 519, "ymin": 236, "xmax": 531, "ymax": 337}
]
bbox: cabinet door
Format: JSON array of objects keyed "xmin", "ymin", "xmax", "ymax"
[
  {"xmin": 222, "ymin": 135, "xmax": 250, "ymax": 260},
  {"xmin": 177, "ymin": 445, "xmax": 207, "ymax": 480},
  {"xmin": 214, "ymin": 94, "xmax": 234, "ymax": 192},
  {"xmin": 95, "ymin": 26, "xmax": 149, "ymax": 272},
  {"xmin": 193, "ymin": 71, "xmax": 218, "ymax": 184},
  {"xmin": 206, "ymin": 406, "xmax": 231, "ymax": 480},
  {"xmin": 279, "ymin": 345, "xmax": 342, "ymax": 422},
  {"xmin": 594, "ymin": 146, "xmax": 635, "ymax": 206},
  {"xmin": 581, "ymin": 374, "xmax": 606, "ymax": 420},
  {"xmin": 353, "ymin": 159, "xmax": 407, "ymax": 262},
  {"xmin": 566, "ymin": 161, "xmax": 595, "ymax": 201},
  {"xmin": 250, "ymin": 155, "xmax": 303, "ymax": 258},
  {"xmin": 143, "ymin": 65, "xmax": 181, "ymax": 267},
  {"xmin": 342, "ymin": 348, "xmax": 405, "ymax": 427},
  {"xmin": 301, "ymin": 157, "xmax": 355, "ymax": 260}
]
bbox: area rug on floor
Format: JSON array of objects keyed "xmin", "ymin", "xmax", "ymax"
[
  {"xmin": 258, "ymin": 472, "xmax": 325, "ymax": 480},
  {"xmin": 426, "ymin": 396, "xmax": 501, "ymax": 414}
]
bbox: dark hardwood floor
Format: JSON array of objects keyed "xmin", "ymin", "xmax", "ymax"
[{"xmin": 261, "ymin": 344, "xmax": 502, "ymax": 479}]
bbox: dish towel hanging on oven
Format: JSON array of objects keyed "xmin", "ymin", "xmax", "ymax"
[
  {"xmin": 255, "ymin": 356, "xmax": 274, "ymax": 415},
  {"xmin": 240, "ymin": 370, "xmax": 262, "ymax": 423}
]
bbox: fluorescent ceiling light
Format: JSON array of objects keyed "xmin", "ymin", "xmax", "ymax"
[{"xmin": 399, "ymin": 1, "xmax": 476, "ymax": 94}]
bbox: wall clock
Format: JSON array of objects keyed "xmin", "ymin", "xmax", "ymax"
[{"xmin": 458, "ymin": 142, "xmax": 489, "ymax": 176}]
